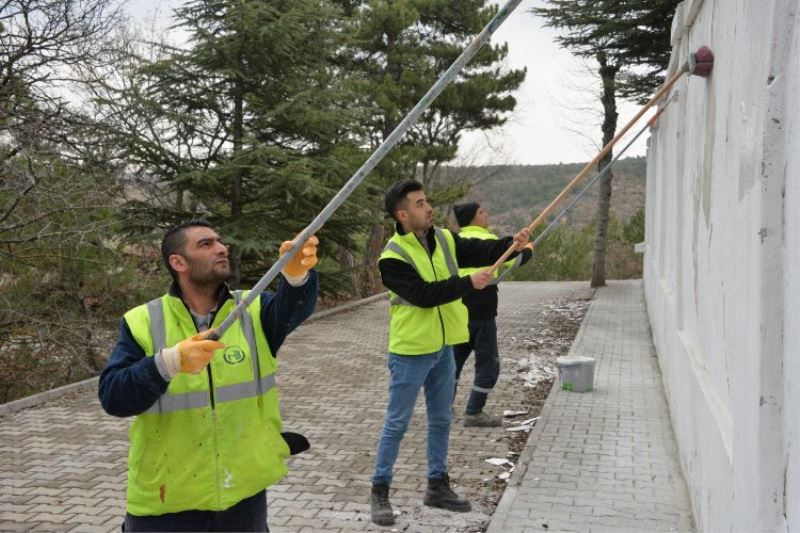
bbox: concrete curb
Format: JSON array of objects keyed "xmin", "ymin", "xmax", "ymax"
[
  {"xmin": 303, "ymin": 292, "xmax": 387, "ymax": 323},
  {"xmin": 0, "ymin": 292, "xmax": 388, "ymax": 417},
  {"xmin": 486, "ymin": 287, "xmax": 600, "ymax": 533},
  {"xmin": 0, "ymin": 376, "xmax": 100, "ymax": 418}
]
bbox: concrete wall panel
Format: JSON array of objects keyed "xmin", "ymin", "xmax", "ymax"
[{"xmin": 644, "ymin": 0, "xmax": 798, "ymax": 530}]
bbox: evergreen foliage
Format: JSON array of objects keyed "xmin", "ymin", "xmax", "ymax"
[
  {"xmin": 339, "ymin": 0, "xmax": 526, "ymax": 294},
  {"xmin": 92, "ymin": 0, "xmax": 371, "ymax": 291},
  {"xmin": 1, "ymin": 0, "xmax": 663, "ymax": 402},
  {"xmin": 531, "ymin": 0, "xmax": 679, "ymax": 104}
]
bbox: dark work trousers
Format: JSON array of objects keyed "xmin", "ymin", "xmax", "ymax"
[
  {"xmin": 453, "ymin": 318, "xmax": 500, "ymax": 415},
  {"xmin": 122, "ymin": 489, "xmax": 268, "ymax": 532}
]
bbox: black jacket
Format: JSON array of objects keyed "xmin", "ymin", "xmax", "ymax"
[
  {"xmin": 377, "ymin": 224, "xmax": 523, "ymax": 311},
  {"xmin": 461, "ymin": 245, "xmax": 533, "ymax": 320}
]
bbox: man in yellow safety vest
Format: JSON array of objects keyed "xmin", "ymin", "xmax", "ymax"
[
  {"xmin": 99, "ymin": 219, "xmax": 318, "ymax": 532},
  {"xmin": 370, "ymin": 180, "xmax": 530, "ymax": 526},
  {"xmin": 452, "ymin": 202, "xmax": 533, "ymax": 427}
]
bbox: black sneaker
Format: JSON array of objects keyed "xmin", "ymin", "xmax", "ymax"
[
  {"xmin": 423, "ymin": 474, "xmax": 471, "ymax": 512},
  {"xmin": 370, "ymin": 483, "xmax": 395, "ymax": 526}
]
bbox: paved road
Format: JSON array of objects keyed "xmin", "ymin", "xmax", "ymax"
[{"xmin": 0, "ymin": 281, "xmax": 592, "ymax": 532}]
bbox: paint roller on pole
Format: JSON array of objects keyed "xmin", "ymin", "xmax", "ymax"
[
  {"xmin": 486, "ymin": 46, "xmax": 714, "ymax": 275},
  {"xmin": 206, "ymin": 0, "xmax": 525, "ymax": 341}
]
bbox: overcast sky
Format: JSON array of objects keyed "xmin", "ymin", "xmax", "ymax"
[
  {"xmin": 126, "ymin": 0, "xmax": 655, "ymax": 166},
  {"xmin": 457, "ymin": 0, "xmax": 654, "ymax": 166}
]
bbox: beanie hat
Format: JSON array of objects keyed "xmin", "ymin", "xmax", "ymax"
[{"xmin": 453, "ymin": 202, "xmax": 480, "ymax": 228}]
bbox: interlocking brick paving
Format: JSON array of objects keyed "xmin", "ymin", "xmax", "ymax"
[{"xmin": 0, "ymin": 282, "xmax": 592, "ymax": 532}]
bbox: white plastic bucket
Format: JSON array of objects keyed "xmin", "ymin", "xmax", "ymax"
[{"xmin": 557, "ymin": 355, "xmax": 595, "ymax": 392}]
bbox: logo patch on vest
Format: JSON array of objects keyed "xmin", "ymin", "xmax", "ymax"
[{"xmin": 222, "ymin": 346, "xmax": 246, "ymax": 365}]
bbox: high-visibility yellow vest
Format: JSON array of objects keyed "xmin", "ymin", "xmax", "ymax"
[
  {"xmin": 123, "ymin": 290, "xmax": 288, "ymax": 516},
  {"xmin": 380, "ymin": 228, "xmax": 468, "ymax": 355},
  {"xmin": 457, "ymin": 225, "xmax": 522, "ymax": 282}
]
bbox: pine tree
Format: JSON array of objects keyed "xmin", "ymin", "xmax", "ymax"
[
  {"xmin": 532, "ymin": 0, "xmax": 679, "ymax": 287},
  {"xmin": 338, "ymin": 0, "xmax": 526, "ymax": 295},
  {"xmin": 92, "ymin": 0, "xmax": 370, "ymax": 290}
]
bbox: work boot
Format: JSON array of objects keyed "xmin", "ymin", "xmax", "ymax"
[
  {"xmin": 423, "ymin": 474, "xmax": 471, "ymax": 512},
  {"xmin": 463, "ymin": 411, "xmax": 502, "ymax": 427},
  {"xmin": 370, "ymin": 483, "xmax": 395, "ymax": 526}
]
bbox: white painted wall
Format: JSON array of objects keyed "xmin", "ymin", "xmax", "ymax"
[{"xmin": 643, "ymin": 0, "xmax": 799, "ymax": 531}]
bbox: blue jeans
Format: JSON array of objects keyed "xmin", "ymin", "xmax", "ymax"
[
  {"xmin": 122, "ymin": 489, "xmax": 268, "ymax": 532},
  {"xmin": 453, "ymin": 318, "xmax": 500, "ymax": 415},
  {"xmin": 372, "ymin": 346, "xmax": 455, "ymax": 485}
]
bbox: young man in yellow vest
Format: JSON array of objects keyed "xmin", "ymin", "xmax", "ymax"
[
  {"xmin": 370, "ymin": 180, "xmax": 530, "ymax": 526},
  {"xmin": 99, "ymin": 220, "xmax": 318, "ymax": 532},
  {"xmin": 452, "ymin": 202, "xmax": 533, "ymax": 427}
]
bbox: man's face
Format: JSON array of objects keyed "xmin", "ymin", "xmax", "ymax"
[
  {"xmin": 397, "ymin": 190, "xmax": 433, "ymax": 233},
  {"xmin": 473, "ymin": 207, "xmax": 489, "ymax": 228},
  {"xmin": 171, "ymin": 226, "xmax": 230, "ymax": 286}
]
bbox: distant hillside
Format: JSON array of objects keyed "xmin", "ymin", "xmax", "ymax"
[{"xmin": 447, "ymin": 156, "xmax": 646, "ymax": 234}]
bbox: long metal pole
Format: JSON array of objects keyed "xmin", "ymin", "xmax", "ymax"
[
  {"xmin": 209, "ymin": 0, "xmax": 524, "ymax": 340},
  {"xmin": 486, "ymin": 63, "xmax": 690, "ymax": 273}
]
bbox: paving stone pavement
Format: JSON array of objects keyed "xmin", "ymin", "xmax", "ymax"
[
  {"xmin": 487, "ymin": 280, "xmax": 695, "ymax": 533},
  {"xmin": 1, "ymin": 280, "xmax": 690, "ymax": 533}
]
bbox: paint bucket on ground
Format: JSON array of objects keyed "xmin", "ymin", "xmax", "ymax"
[{"xmin": 556, "ymin": 356, "xmax": 595, "ymax": 392}]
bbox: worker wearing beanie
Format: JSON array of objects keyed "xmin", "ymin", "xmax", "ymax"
[
  {"xmin": 369, "ymin": 180, "xmax": 531, "ymax": 526},
  {"xmin": 452, "ymin": 202, "xmax": 533, "ymax": 427},
  {"xmin": 99, "ymin": 220, "xmax": 318, "ymax": 532}
]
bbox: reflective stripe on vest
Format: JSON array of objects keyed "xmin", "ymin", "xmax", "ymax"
[
  {"xmin": 384, "ymin": 228, "xmax": 458, "ymax": 307},
  {"xmin": 233, "ymin": 290, "xmax": 264, "ymax": 399},
  {"xmin": 143, "ymin": 292, "xmax": 275, "ymax": 414},
  {"xmin": 380, "ymin": 226, "xmax": 469, "ymax": 354},
  {"xmin": 433, "ymin": 228, "xmax": 459, "ymax": 277},
  {"xmin": 124, "ymin": 290, "xmax": 287, "ymax": 516},
  {"xmin": 383, "ymin": 242, "xmax": 415, "ymax": 306}
]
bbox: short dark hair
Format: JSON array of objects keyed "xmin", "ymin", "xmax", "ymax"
[
  {"xmin": 384, "ymin": 179, "xmax": 423, "ymax": 220},
  {"xmin": 161, "ymin": 219, "xmax": 214, "ymax": 281}
]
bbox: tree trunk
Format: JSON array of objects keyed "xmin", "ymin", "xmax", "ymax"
[
  {"xmin": 338, "ymin": 245, "xmax": 357, "ymax": 294},
  {"xmin": 359, "ymin": 221, "xmax": 385, "ymax": 297},
  {"xmin": 358, "ymin": 28, "xmax": 400, "ymax": 297},
  {"xmin": 175, "ymin": 187, "xmax": 184, "ymax": 212},
  {"xmin": 590, "ymin": 53, "xmax": 619, "ymax": 288}
]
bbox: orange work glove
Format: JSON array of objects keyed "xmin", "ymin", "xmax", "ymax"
[
  {"xmin": 279, "ymin": 235, "xmax": 319, "ymax": 280},
  {"xmin": 158, "ymin": 332, "xmax": 225, "ymax": 379}
]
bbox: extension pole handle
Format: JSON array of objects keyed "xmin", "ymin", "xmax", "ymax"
[
  {"xmin": 485, "ymin": 64, "xmax": 689, "ymax": 274},
  {"xmin": 206, "ymin": 0, "xmax": 524, "ymax": 341}
]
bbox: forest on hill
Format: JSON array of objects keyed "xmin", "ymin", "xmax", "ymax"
[
  {"xmin": 440, "ymin": 156, "xmax": 647, "ymax": 284},
  {"xmin": 444, "ymin": 156, "xmax": 646, "ymax": 234}
]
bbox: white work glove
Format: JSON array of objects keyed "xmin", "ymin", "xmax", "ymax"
[{"xmin": 155, "ymin": 332, "xmax": 225, "ymax": 381}]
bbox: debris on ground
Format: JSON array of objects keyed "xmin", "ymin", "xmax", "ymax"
[
  {"xmin": 503, "ymin": 299, "xmax": 592, "ymax": 389},
  {"xmin": 468, "ymin": 297, "xmax": 591, "ymax": 530}
]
